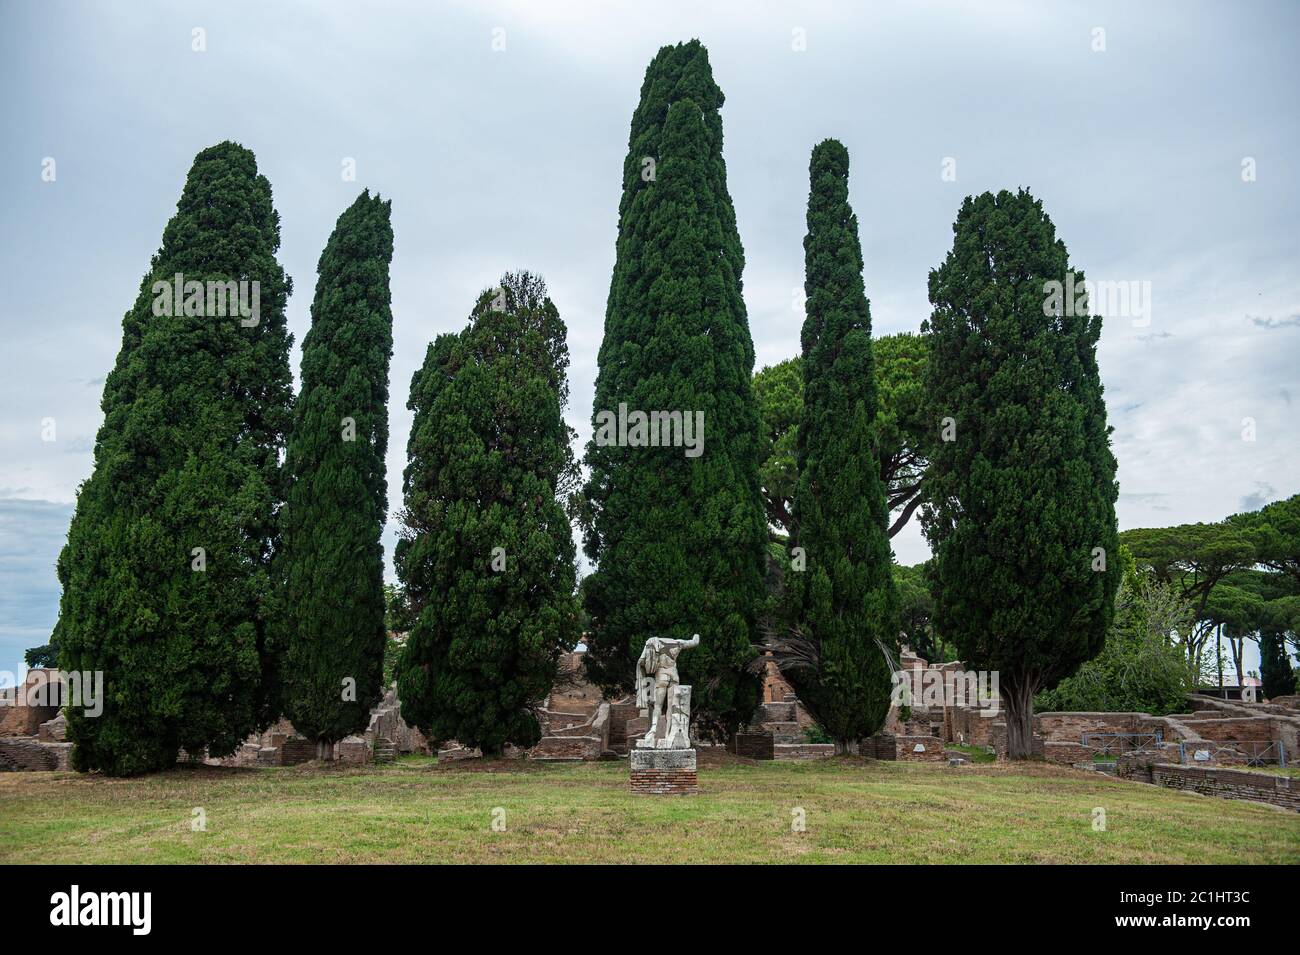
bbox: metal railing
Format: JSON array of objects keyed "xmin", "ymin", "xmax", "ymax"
[
  {"xmin": 1178, "ymin": 740, "xmax": 1288, "ymax": 767},
  {"xmin": 1081, "ymin": 731, "xmax": 1164, "ymax": 756}
]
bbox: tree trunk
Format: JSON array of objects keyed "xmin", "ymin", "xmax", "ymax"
[
  {"xmin": 316, "ymin": 739, "xmax": 335, "ymax": 761},
  {"xmin": 833, "ymin": 738, "xmax": 857, "ymax": 756},
  {"xmin": 1001, "ymin": 680, "xmax": 1038, "ymax": 760}
]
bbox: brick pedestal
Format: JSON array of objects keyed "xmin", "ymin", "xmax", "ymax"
[{"xmin": 629, "ymin": 747, "xmax": 698, "ymax": 795}]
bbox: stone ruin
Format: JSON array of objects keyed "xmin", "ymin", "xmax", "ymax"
[
  {"xmin": 729, "ymin": 654, "xmax": 836, "ymax": 759},
  {"xmin": 0, "ymin": 669, "xmax": 73, "ymax": 771},
  {"xmin": 188, "ymin": 683, "xmax": 433, "ymax": 768},
  {"xmin": 724, "ymin": 646, "xmax": 1300, "ymax": 776},
  {"xmin": 11, "ymin": 649, "xmax": 1295, "ymax": 797},
  {"xmin": 862, "ymin": 648, "xmax": 1300, "ymax": 771},
  {"xmin": 0, "ymin": 667, "xmax": 432, "ymax": 772}
]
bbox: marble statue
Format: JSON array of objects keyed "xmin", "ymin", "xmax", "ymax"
[{"xmin": 634, "ymin": 633, "xmax": 699, "ymax": 749}]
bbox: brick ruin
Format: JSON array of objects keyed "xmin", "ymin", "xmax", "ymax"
[
  {"xmin": 0, "ymin": 669, "xmax": 72, "ymax": 771},
  {"xmin": 0, "ymin": 667, "xmax": 433, "ymax": 772},
  {"xmin": 8, "ymin": 649, "xmax": 1296, "ymax": 807},
  {"xmin": 741, "ymin": 656, "xmax": 836, "ymax": 759},
  {"xmin": 186, "ymin": 683, "xmax": 434, "ymax": 768},
  {"xmin": 859, "ymin": 649, "xmax": 1300, "ymax": 771}
]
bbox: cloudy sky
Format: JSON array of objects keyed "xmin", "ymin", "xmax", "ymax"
[{"xmin": 2, "ymin": 0, "xmax": 1297, "ymax": 681}]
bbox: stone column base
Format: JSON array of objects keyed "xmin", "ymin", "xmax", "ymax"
[{"xmin": 629, "ymin": 747, "xmax": 698, "ymax": 794}]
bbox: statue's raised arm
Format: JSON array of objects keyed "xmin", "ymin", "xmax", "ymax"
[{"xmin": 662, "ymin": 633, "xmax": 700, "ymax": 650}]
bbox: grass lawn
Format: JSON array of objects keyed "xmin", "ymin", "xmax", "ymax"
[
  {"xmin": 2, "ymin": 753, "xmax": 1297, "ymax": 864},
  {"xmin": 945, "ymin": 743, "xmax": 996, "ymax": 764},
  {"xmin": 1236, "ymin": 765, "xmax": 1300, "ymax": 778}
]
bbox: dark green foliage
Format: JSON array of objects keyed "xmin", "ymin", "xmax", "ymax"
[
  {"xmin": 24, "ymin": 644, "xmax": 57, "ymax": 669},
  {"xmin": 1122, "ymin": 521, "xmax": 1256, "ymax": 674},
  {"xmin": 1259, "ymin": 629, "xmax": 1297, "ymax": 699},
  {"xmin": 753, "ymin": 358, "xmax": 802, "ymax": 536},
  {"xmin": 1124, "ymin": 499, "xmax": 1300, "ymax": 687},
  {"xmin": 281, "ymin": 191, "xmax": 394, "ymax": 748},
  {"xmin": 581, "ymin": 41, "xmax": 766, "ymax": 734},
  {"xmin": 893, "ymin": 562, "xmax": 939, "ymax": 662},
  {"xmin": 383, "ymin": 582, "xmax": 414, "ymax": 634},
  {"xmin": 397, "ymin": 273, "xmax": 581, "ymax": 754},
  {"xmin": 54, "ymin": 142, "xmax": 293, "ymax": 775},
  {"xmin": 781, "ymin": 139, "xmax": 898, "ymax": 749},
  {"xmin": 754, "ymin": 331, "xmax": 931, "ymax": 540},
  {"xmin": 1038, "ymin": 547, "xmax": 1194, "ymax": 715},
  {"xmin": 1234, "ymin": 494, "xmax": 1300, "ymax": 587},
  {"xmin": 922, "ymin": 189, "xmax": 1120, "ymax": 758},
  {"xmin": 873, "ymin": 333, "xmax": 931, "ymax": 537}
]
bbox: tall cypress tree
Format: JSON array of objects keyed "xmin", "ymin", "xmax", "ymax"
[
  {"xmin": 923, "ymin": 189, "xmax": 1120, "ymax": 758},
  {"xmin": 55, "ymin": 142, "xmax": 293, "ymax": 775},
  {"xmin": 397, "ymin": 272, "xmax": 581, "ymax": 754},
  {"xmin": 1259, "ymin": 629, "xmax": 1297, "ymax": 700},
  {"xmin": 582, "ymin": 41, "xmax": 766, "ymax": 734},
  {"xmin": 785, "ymin": 140, "xmax": 899, "ymax": 752},
  {"xmin": 281, "ymin": 191, "xmax": 394, "ymax": 757}
]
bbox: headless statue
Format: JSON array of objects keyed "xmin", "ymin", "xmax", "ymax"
[{"xmin": 635, "ymin": 633, "xmax": 699, "ymax": 745}]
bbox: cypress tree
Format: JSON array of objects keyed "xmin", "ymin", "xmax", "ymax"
[
  {"xmin": 55, "ymin": 142, "xmax": 294, "ymax": 775},
  {"xmin": 1259, "ymin": 629, "xmax": 1297, "ymax": 700},
  {"xmin": 922, "ymin": 189, "xmax": 1120, "ymax": 759},
  {"xmin": 582, "ymin": 41, "xmax": 766, "ymax": 734},
  {"xmin": 785, "ymin": 140, "xmax": 899, "ymax": 752},
  {"xmin": 281, "ymin": 191, "xmax": 394, "ymax": 757},
  {"xmin": 397, "ymin": 272, "xmax": 581, "ymax": 754}
]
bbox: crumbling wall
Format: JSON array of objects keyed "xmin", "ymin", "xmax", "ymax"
[{"xmin": 1151, "ymin": 763, "xmax": 1300, "ymax": 812}]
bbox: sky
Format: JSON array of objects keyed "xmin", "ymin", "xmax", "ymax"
[{"xmin": 1, "ymin": 0, "xmax": 1297, "ymax": 681}]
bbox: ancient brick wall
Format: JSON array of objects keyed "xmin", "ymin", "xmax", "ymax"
[
  {"xmin": 1176, "ymin": 717, "xmax": 1276, "ymax": 743},
  {"xmin": 859, "ymin": 732, "xmax": 896, "ymax": 760},
  {"xmin": 1042, "ymin": 741, "xmax": 1094, "ymax": 764},
  {"xmin": 895, "ymin": 735, "xmax": 945, "ymax": 761},
  {"xmin": 1151, "ymin": 764, "xmax": 1300, "ymax": 812},
  {"xmin": 773, "ymin": 742, "xmax": 836, "ymax": 759},
  {"xmin": 0, "ymin": 669, "xmax": 62, "ymax": 737},
  {"xmin": 629, "ymin": 768, "xmax": 699, "ymax": 794},
  {"xmin": 1035, "ymin": 712, "xmax": 1143, "ymax": 742},
  {"xmin": 279, "ymin": 737, "xmax": 315, "ymax": 765},
  {"xmin": 948, "ymin": 705, "xmax": 997, "ymax": 747},
  {"xmin": 729, "ymin": 732, "xmax": 774, "ymax": 760},
  {"xmin": 1116, "ymin": 752, "xmax": 1157, "ymax": 782},
  {"xmin": 530, "ymin": 735, "xmax": 604, "ymax": 760},
  {"xmin": 0, "ymin": 738, "xmax": 71, "ymax": 771}
]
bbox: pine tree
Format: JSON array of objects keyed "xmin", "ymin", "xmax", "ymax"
[
  {"xmin": 785, "ymin": 140, "xmax": 899, "ymax": 752},
  {"xmin": 397, "ymin": 273, "xmax": 581, "ymax": 754},
  {"xmin": 582, "ymin": 41, "xmax": 767, "ymax": 734},
  {"xmin": 922, "ymin": 189, "xmax": 1120, "ymax": 758},
  {"xmin": 55, "ymin": 142, "xmax": 294, "ymax": 775},
  {"xmin": 281, "ymin": 191, "xmax": 394, "ymax": 757}
]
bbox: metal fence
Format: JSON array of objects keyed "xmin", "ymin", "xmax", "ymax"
[
  {"xmin": 1177, "ymin": 740, "xmax": 1288, "ymax": 767},
  {"xmin": 1080, "ymin": 731, "xmax": 1164, "ymax": 756}
]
